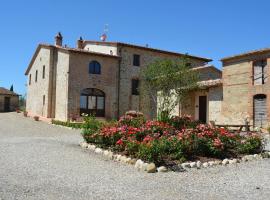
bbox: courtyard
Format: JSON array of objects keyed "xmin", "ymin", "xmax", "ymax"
[{"xmin": 0, "ymin": 112, "xmax": 270, "ymax": 200}]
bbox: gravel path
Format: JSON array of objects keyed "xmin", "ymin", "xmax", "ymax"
[{"xmin": 0, "ymin": 112, "xmax": 270, "ymax": 200}]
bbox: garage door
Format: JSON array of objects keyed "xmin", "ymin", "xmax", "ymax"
[{"xmin": 254, "ymin": 94, "xmax": 267, "ymax": 127}]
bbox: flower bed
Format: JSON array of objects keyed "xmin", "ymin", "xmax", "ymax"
[{"xmin": 81, "ymin": 112, "xmax": 264, "ymax": 167}]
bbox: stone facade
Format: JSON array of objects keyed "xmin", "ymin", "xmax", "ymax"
[
  {"xmin": 221, "ymin": 50, "xmax": 270, "ymax": 127},
  {"xmin": 0, "ymin": 87, "xmax": 19, "ymax": 112},
  {"xmin": 25, "ymin": 35, "xmax": 214, "ymax": 121}
]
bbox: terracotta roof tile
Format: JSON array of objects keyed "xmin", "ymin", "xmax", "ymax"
[
  {"xmin": 0, "ymin": 87, "xmax": 19, "ymax": 96},
  {"xmin": 221, "ymin": 47, "xmax": 270, "ymax": 61}
]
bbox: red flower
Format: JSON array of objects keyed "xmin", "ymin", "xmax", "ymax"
[{"xmin": 116, "ymin": 139, "xmax": 124, "ymax": 145}]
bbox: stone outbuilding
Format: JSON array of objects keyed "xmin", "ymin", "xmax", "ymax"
[{"xmin": 0, "ymin": 87, "xmax": 19, "ymax": 112}]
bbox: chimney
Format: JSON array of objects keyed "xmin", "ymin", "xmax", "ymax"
[
  {"xmin": 77, "ymin": 36, "xmax": 84, "ymax": 49},
  {"xmin": 55, "ymin": 32, "xmax": 63, "ymax": 46}
]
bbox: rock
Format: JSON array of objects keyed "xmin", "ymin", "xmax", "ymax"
[
  {"xmin": 120, "ymin": 156, "xmax": 128, "ymax": 163},
  {"xmin": 94, "ymin": 148, "xmax": 103, "ymax": 154},
  {"xmin": 146, "ymin": 163, "xmax": 157, "ymax": 173},
  {"xmin": 241, "ymin": 156, "xmax": 249, "ymax": 162},
  {"xmin": 103, "ymin": 150, "xmax": 109, "ymax": 156},
  {"xmin": 80, "ymin": 142, "xmax": 88, "ymax": 148},
  {"xmin": 246, "ymin": 155, "xmax": 255, "ymax": 161},
  {"xmin": 106, "ymin": 151, "xmax": 114, "ymax": 160},
  {"xmin": 142, "ymin": 163, "xmax": 148, "ymax": 171},
  {"xmin": 208, "ymin": 161, "xmax": 215, "ymax": 167},
  {"xmin": 125, "ymin": 157, "xmax": 131, "ymax": 163},
  {"xmin": 135, "ymin": 159, "xmax": 144, "ymax": 170},
  {"xmin": 190, "ymin": 162, "xmax": 197, "ymax": 168},
  {"xmin": 222, "ymin": 159, "xmax": 229, "ymax": 165},
  {"xmin": 202, "ymin": 162, "xmax": 209, "ymax": 168},
  {"xmin": 88, "ymin": 144, "xmax": 96, "ymax": 151},
  {"xmin": 129, "ymin": 159, "xmax": 137, "ymax": 165},
  {"xmin": 214, "ymin": 160, "xmax": 222, "ymax": 165},
  {"xmin": 228, "ymin": 159, "xmax": 238, "ymax": 164},
  {"xmin": 172, "ymin": 165, "xmax": 186, "ymax": 172},
  {"xmin": 181, "ymin": 163, "xmax": 191, "ymax": 169},
  {"xmin": 157, "ymin": 166, "xmax": 168, "ymax": 172},
  {"xmin": 196, "ymin": 161, "xmax": 202, "ymax": 168},
  {"xmin": 116, "ymin": 155, "xmax": 122, "ymax": 161}
]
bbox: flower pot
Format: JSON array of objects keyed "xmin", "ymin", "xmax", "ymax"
[{"xmin": 33, "ymin": 116, "xmax": 39, "ymax": 121}]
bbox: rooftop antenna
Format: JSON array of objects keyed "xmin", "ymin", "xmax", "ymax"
[{"xmin": 100, "ymin": 24, "xmax": 109, "ymax": 42}]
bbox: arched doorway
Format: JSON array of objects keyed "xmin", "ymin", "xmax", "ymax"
[
  {"xmin": 80, "ymin": 88, "xmax": 105, "ymax": 117},
  {"xmin": 253, "ymin": 94, "xmax": 267, "ymax": 127}
]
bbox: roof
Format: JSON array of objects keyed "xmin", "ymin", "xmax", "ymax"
[
  {"xmin": 83, "ymin": 40, "xmax": 212, "ymax": 62},
  {"xmin": 0, "ymin": 87, "xmax": 19, "ymax": 96},
  {"xmin": 221, "ymin": 47, "xmax": 270, "ymax": 62},
  {"xmin": 25, "ymin": 44, "xmax": 120, "ymax": 75},
  {"xmin": 193, "ymin": 65, "xmax": 222, "ymax": 74},
  {"xmin": 198, "ymin": 79, "xmax": 223, "ymax": 88}
]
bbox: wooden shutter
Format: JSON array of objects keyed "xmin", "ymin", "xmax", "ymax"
[
  {"xmin": 253, "ymin": 61, "xmax": 262, "ymax": 85},
  {"xmin": 254, "ymin": 95, "xmax": 267, "ymax": 127}
]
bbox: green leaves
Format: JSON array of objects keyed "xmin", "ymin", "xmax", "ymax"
[{"xmin": 140, "ymin": 57, "xmax": 199, "ymax": 120}]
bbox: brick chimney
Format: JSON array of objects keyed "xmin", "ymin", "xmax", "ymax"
[
  {"xmin": 77, "ymin": 36, "xmax": 84, "ymax": 49},
  {"xmin": 55, "ymin": 32, "xmax": 63, "ymax": 46}
]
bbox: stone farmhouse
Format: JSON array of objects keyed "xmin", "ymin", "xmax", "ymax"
[
  {"xmin": 221, "ymin": 48, "xmax": 270, "ymax": 128},
  {"xmin": 0, "ymin": 87, "xmax": 19, "ymax": 112},
  {"xmin": 26, "ymin": 33, "xmax": 270, "ymax": 128},
  {"xmin": 25, "ymin": 33, "xmax": 222, "ymax": 122}
]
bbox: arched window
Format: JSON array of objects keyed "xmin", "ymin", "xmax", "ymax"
[
  {"xmin": 254, "ymin": 94, "xmax": 267, "ymax": 128},
  {"xmin": 89, "ymin": 61, "xmax": 101, "ymax": 74},
  {"xmin": 80, "ymin": 88, "xmax": 105, "ymax": 117}
]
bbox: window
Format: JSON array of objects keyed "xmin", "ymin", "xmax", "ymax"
[
  {"xmin": 89, "ymin": 61, "xmax": 101, "ymax": 74},
  {"xmin": 253, "ymin": 60, "xmax": 267, "ymax": 85},
  {"xmin": 132, "ymin": 79, "xmax": 139, "ymax": 95},
  {"xmin": 133, "ymin": 54, "xmax": 140, "ymax": 66},
  {"xmin": 43, "ymin": 95, "xmax": 45, "ymax": 105},
  {"xmin": 42, "ymin": 65, "xmax": 45, "ymax": 79},
  {"xmin": 29, "ymin": 74, "xmax": 32, "ymax": 85},
  {"xmin": 80, "ymin": 88, "xmax": 105, "ymax": 117},
  {"xmin": 35, "ymin": 70, "xmax": 38, "ymax": 82}
]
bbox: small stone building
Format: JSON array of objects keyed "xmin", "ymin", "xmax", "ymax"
[
  {"xmin": 25, "ymin": 33, "xmax": 217, "ymax": 121},
  {"xmin": 221, "ymin": 48, "xmax": 270, "ymax": 128},
  {"xmin": 0, "ymin": 87, "xmax": 19, "ymax": 112},
  {"xmin": 172, "ymin": 66, "xmax": 223, "ymax": 124}
]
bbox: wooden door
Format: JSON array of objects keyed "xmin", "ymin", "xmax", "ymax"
[
  {"xmin": 4, "ymin": 97, "xmax": 10, "ymax": 112},
  {"xmin": 254, "ymin": 94, "xmax": 267, "ymax": 127},
  {"xmin": 199, "ymin": 96, "xmax": 207, "ymax": 123}
]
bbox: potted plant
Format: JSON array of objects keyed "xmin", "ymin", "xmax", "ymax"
[
  {"xmin": 33, "ymin": 116, "xmax": 39, "ymax": 121},
  {"xmin": 16, "ymin": 108, "xmax": 21, "ymax": 113},
  {"xmin": 23, "ymin": 111, "xmax": 28, "ymax": 117}
]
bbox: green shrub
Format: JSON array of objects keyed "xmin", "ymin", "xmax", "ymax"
[
  {"xmin": 238, "ymin": 135, "xmax": 264, "ymax": 154},
  {"xmin": 81, "ymin": 114, "xmax": 102, "ymax": 143},
  {"xmin": 52, "ymin": 120, "xmax": 83, "ymax": 129}
]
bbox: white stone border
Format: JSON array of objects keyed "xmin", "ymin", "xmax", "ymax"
[{"xmin": 79, "ymin": 141, "xmax": 270, "ymax": 173}]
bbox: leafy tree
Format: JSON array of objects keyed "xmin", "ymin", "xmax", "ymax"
[{"xmin": 140, "ymin": 57, "xmax": 198, "ymax": 121}]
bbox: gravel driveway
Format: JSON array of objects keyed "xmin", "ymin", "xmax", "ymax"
[{"xmin": 0, "ymin": 112, "xmax": 270, "ymax": 200}]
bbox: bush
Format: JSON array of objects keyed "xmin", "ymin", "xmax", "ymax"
[
  {"xmin": 52, "ymin": 120, "xmax": 83, "ymax": 129},
  {"xmin": 80, "ymin": 112, "xmax": 265, "ymax": 165}
]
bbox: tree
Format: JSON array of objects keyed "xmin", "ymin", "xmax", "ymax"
[
  {"xmin": 10, "ymin": 84, "xmax": 13, "ymax": 92},
  {"xmin": 140, "ymin": 57, "xmax": 198, "ymax": 121}
]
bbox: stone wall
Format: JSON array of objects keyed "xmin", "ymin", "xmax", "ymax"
[
  {"xmin": 118, "ymin": 45, "xmax": 207, "ymax": 119},
  {"xmin": 26, "ymin": 47, "xmax": 52, "ymax": 117},
  {"xmin": 68, "ymin": 52, "xmax": 119, "ymax": 120},
  {"xmin": 0, "ymin": 95, "xmax": 19, "ymax": 112},
  {"xmin": 222, "ymin": 54, "xmax": 270, "ymax": 127},
  {"xmin": 54, "ymin": 50, "xmax": 70, "ymax": 121}
]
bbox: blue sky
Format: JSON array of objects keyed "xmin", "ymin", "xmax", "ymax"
[{"xmin": 1, "ymin": 0, "xmax": 270, "ymax": 95}]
